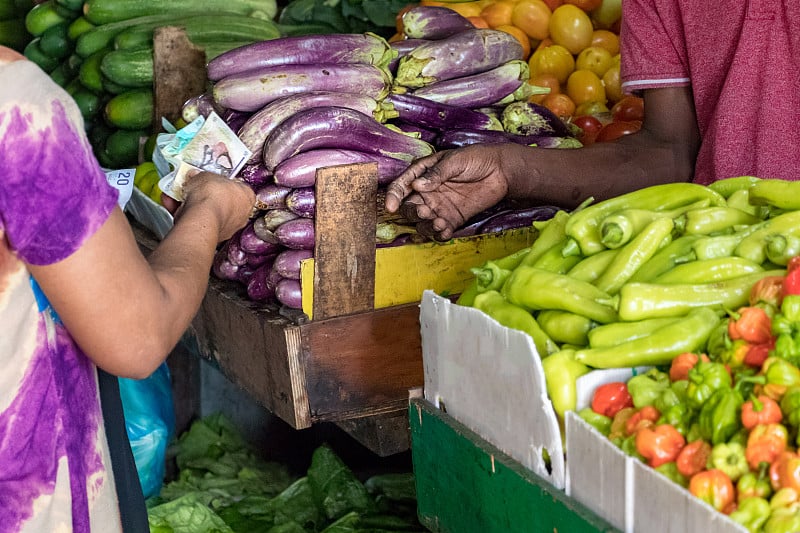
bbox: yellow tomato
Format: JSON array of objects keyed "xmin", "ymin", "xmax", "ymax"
[
  {"xmin": 591, "ymin": 0, "xmax": 622, "ymax": 30},
  {"xmin": 602, "ymin": 62, "xmax": 623, "ymax": 103},
  {"xmin": 590, "ymin": 29, "xmax": 620, "ymax": 56},
  {"xmin": 527, "ymin": 72, "xmax": 561, "ymax": 103},
  {"xmin": 510, "ymin": 0, "xmax": 552, "ymax": 40},
  {"xmin": 528, "ymin": 43, "xmax": 575, "ymax": 84},
  {"xmin": 574, "ymin": 100, "xmax": 609, "ymax": 116},
  {"xmin": 575, "ymin": 46, "xmax": 613, "ymax": 77},
  {"xmin": 481, "ymin": 0, "xmax": 516, "ymax": 28},
  {"xmin": 448, "ymin": 1, "xmax": 488, "ymax": 18},
  {"xmin": 495, "ymin": 24, "xmax": 532, "ymax": 59},
  {"xmin": 548, "ymin": 4, "xmax": 593, "ymax": 54},
  {"xmin": 566, "ymin": 68, "xmax": 606, "ymax": 105}
]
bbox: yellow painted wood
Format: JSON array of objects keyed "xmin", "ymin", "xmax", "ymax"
[{"xmin": 300, "ymin": 227, "xmax": 536, "ymax": 319}]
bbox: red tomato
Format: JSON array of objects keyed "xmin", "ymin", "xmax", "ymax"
[
  {"xmin": 596, "ymin": 120, "xmax": 642, "ymax": 142},
  {"xmin": 572, "ymin": 114, "xmax": 603, "ymax": 145},
  {"xmin": 611, "ymin": 95, "xmax": 645, "ymax": 122}
]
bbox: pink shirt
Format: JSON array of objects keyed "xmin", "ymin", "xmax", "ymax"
[{"xmin": 619, "ymin": 0, "xmax": 800, "ymax": 184}]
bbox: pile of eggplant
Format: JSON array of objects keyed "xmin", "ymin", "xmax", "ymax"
[{"xmin": 190, "ymin": 6, "xmax": 575, "ymax": 311}]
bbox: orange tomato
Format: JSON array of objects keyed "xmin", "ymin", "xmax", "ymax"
[
  {"xmin": 510, "ymin": 0, "xmax": 552, "ymax": 40},
  {"xmin": 575, "ymin": 45, "xmax": 614, "ymax": 77},
  {"xmin": 527, "ymin": 72, "xmax": 561, "ymax": 103},
  {"xmin": 548, "ymin": 4, "xmax": 593, "ymax": 54},
  {"xmin": 590, "ymin": 29, "xmax": 620, "ymax": 56},
  {"xmin": 480, "ymin": 0, "xmax": 516, "ymax": 28},
  {"xmin": 495, "ymin": 24, "xmax": 532, "ymax": 59},
  {"xmin": 540, "ymin": 0, "xmax": 562, "ymax": 10},
  {"xmin": 528, "ymin": 44, "xmax": 574, "ymax": 83},
  {"xmin": 566, "ymin": 68, "xmax": 606, "ymax": 105},
  {"xmin": 542, "ymin": 93, "xmax": 576, "ymax": 119},
  {"xmin": 448, "ymin": 1, "xmax": 487, "ymax": 18},
  {"xmin": 602, "ymin": 62, "xmax": 622, "ymax": 103},
  {"xmin": 563, "ymin": 0, "xmax": 601, "ymax": 11},
  {"xmin": 467, "ymin": 15, "xmax": 490, "ymax": 28}
]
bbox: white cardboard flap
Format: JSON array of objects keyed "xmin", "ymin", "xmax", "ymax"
[{"xmin": 419, "ymin": 290, "xmax": 565, "ymax": 488}]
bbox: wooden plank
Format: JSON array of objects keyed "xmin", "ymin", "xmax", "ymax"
[
  {"xmin": 409, "ymin": 399, "xmax": 617, "ymax": 533},
  {"xmin": 301, "ymin": 303, "xmax": 423, "ymax": 421},
  {"xmin": 335, "ymin": 410, "xmax": 411, "ymax": 457},
  {"xmin": 312, "ymin": 163, "xmax": 378, "ymax": 320},
  {"xmin": 152, "ymin": 27, "xmax": 207, "ymax": 129}
]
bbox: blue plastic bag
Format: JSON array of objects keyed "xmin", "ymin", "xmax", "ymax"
[{"xmin": 119, "ymin": 362, "xmax": 176, "ymax": 498}]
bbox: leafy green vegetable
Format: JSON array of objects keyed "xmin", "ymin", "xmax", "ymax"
[
  {"xmin": 308, "ymin": 446, "xmax": 376, "ymax": 521},
  {"xmin": 148, "ymin": 493, "xmax": 235, "ymax": 533},
  {"xmin": 277, "ymin": 0, "xmax": 410, "ymax": 37}
]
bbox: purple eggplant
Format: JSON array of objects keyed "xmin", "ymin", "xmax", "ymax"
[
  {"xmin": 254, "ymin": 183, "xmax": 293, "ymax": 210},
  {"xmin": 285, "ymin": 187, "xmax": 315, "ymax": 218},
  {"xmin": 273, "ymin": 149, "xmax": 409, "ymax": 188},
  {"xmin": 394, "ymin": 29, "xmax": 523, "ymax": 89},
  {"xmin": 451, "ymin": 210, "xmax": 512, "ymax": 238},
  {"xmin": 226, "ymin": 233, "xmax": 248, "ymax": 266},
  {"xmin": 477, "ymin": 205, "xmax": 560, "ymax": 234},
  {"xmin": 388, "ymin": 38, "xmax": 430, "ymax": 73},
  {"xmin": 212, "ymin": 63, "xmax": 393, "ymax": 112},
  {"xmin": 223, "ymin": 108, "xmax": 251, "ymax": 132},
  {"xmin": 237, "ymin": 91, "xmax": 398, "ymax": 164},
  {"xmin": 274, "ymin": 217, "xmax": 315, "ymax": 250},
  {"xmin": 207, "ymin": 33, "xmax": 397, "ymax": 81},
  {"xmin": 212, "ymin": 247, "xmax": 240, "ymax": 281},
  {"xmin": 236, "ymin": 264, "xmax": 258, "ymax": 285},
  {"xmin": 253, "ymin": 209, "xmax": 300, "ymax": 243},
  {"xmin": 246, "ymin": 252, "xmax": 273, "ymax": 267},
  {"xmin": 181, "ymin": 92, "xmax": 225, "ymax": 123},
  {"xmin": 239, "ymin": 164, "xmax": 272, "ymax": 188},
  {"xmin": 436, "ymin": 128, "xmax": 582, "ymax": 150},
  {"xmin": 262, "ymin": 106, "xmax": 434, "ymax": 171},
  {"xmin": 402, "ymin": 6, "xmax": 475, "ymax": 40},
  {"xmin": 501, "ymin": 101, "xmax": 575, "ymax": 138},
  {"xmin": 386, "ymin": 93, "xmax": 502, "ymax": 131},
  {"xmin": 411, "ymin": 60, "xmax": 528, "ymax": 108},
  {"xmin": 275, "ymin": 278, "xmax": 302, "ymax": 309},
  {"xmin": 246, "ymin": 258, "xmax": 278, "ymax": 302},
  {"xmin": 391, "ymin": 120, "xmax": 439, "ymax": 145},
  {"xmin": 239, "ymin": 220, "xmax": 282, "ymax": 255},
  {"xmin": 273, "ymin": 249, "xmax": 313, "ymax": 280}
]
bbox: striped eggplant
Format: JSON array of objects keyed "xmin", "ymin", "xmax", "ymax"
[
  {"xmin": 253, "ymin": 209, "xmax": 300, "ymax": 243},
  {"xmin": 275, "ymin": 278, "xmax": 302, "ymax": 309},
  {"xmin": 207, "ymin": 32, "xmax": 397, "ymax": 81},
  {"xmin": 388, "ymin": 38, "xmax": 430, "ymax": 73},
  {"xmin": 402, "ymin": 6, "xmax": 475, "ymax": 40},
  {"xmin": 246, "ymin": 258, "xmax": 278, "ymax": 302},
  {"xmin": 394, "ymin": 29, "xmax": 523, "ymax": 89},
  {"xmin": 386, "ymin": 93, "xmax": 502, "ymax": 131},
  {"xmin": 501, "ymin": 101, "xmax": 575, "ymax": 138},
  {"xmin": 273, "ymin": 149, "xmax": 410, "ymax": 188},
  {"xmin": 239, "ymin": 220, "xmax": 282, "ymax": 255},
  {"xmin": 222, "ymin": 109, "xmax": 251, "ymax": 133},
  {"xmin": 237, "ymin": 91, "xmax": 398, "ymax": 164},
  {"xmin": 392, "ymin": 121, "xmax": 439, "ymax": 144},
  {"xmin": 436, "ymin": 128, "xmax": 582, "ymax": 150},
  {"xmin": 286, "ymin": 187, "xmax": 315, "ymax": 218},
  {"xmin": 181, "ymin": 92, "xmax": 224, "ymax": 123},
  {"xmin": 254, "ymin": 183, "xmax": 292, "ymax": 210},
  {"xmin": 226, "ymin": 231, "xmax": 247, "ymax": 266},
  {"xmin": 262, "ymin": 106, "xmax": 435, "ymax": 172},
  {"xmin": 273, "ymin": 249, "xmax": 313, "ymax": 280},
  {"xmin": 239, "ymin": 164, "xmax": 272, "ymax": 188},
  {"xmin": 274, "ymin": 217, "xmax": 315, "ymax": 250},
  {"xmin": 411, "ymin": 60, "xmax": 529, "ymax": 108},
  {"xmin": 212, "ymin": 63, "xmax": 393, "ymax": 112}
]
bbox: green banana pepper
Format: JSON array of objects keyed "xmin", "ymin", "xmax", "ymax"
[
  {"xmin": 629, "ymin": 234, "xmax": 701, "ymax": 283},
  {"xmin": 697, "ymin": 387, "xmax": 743, "ymax": 445},
  {"xmin": 466, "ymin": 245, "xmax": 533, "ymax": 298},
  {"xmin": 587, "ymin": 316, "xmax": 680, "ymax": 349},
  {"xmin": 626, "ymin": 368, "xmax": 671, "ymax": 409},
  {"xmin": 686, "ymin": 361, "xmax": 732, "ymax": 409},
  {"xmin": 473, "ymin": 290, "xmax": 558, "ymax": 357},
  {"xmin": 566, "ymin": 248, "xmax": 618, "ymax": 283},
  {"xmin": 708, "ymin": 442, "xmax": 749, "ymax": 482},
  {"xmin": 707, "ymin": 175, "xmax": 761, "ymax": 198},
  {"xmin": 536, "ymin": 310, "xmax": 595, "ymax": 346},
  {"xmin": 578, "ymin": 407, "xmax": 612, "ymax": 436},
  {"xmin": 520, "ymin": 210, "xmax": 570, "ymax": 267},
  {"xmin": 729, "ymin": 496, "xmax": 771, "ymax": 533},
  {"xmin": 541, "ymin": 350, "xmax": 590, "ymax": 419},
  {"xmin": 655, "ymin": 461, "xmax": 688, "ymax": 488}
]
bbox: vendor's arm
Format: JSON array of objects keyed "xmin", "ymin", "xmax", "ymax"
[
  {"xmin": 29, "ymin": 173, "xmax": 254, "ymax": 379},
  {"xmin": 386, "ymin": 86, "xmax": 701, "ymax": 240}
]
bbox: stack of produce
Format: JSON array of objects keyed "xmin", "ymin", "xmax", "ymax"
[
  {"xmin": 0, "ymin": 0, "xmax": 32, "ymax": 52},
  {"xmin": 19, "ymin": 0, "xmax": 282, "ymax": 168},
  {"xmin": 199, "ymin": 17, "xmax": 574, "ymax": 310}
]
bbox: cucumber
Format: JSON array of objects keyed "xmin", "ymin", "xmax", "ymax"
[
  {"xmin": 88, "ymin": 119, "xmax": 114, "ymax": 147},
  {"xmin": 76, "ymin": 13, "xmax": 185, "ymax": 57},
  {"xmin": 0, "ymin": 18, "xmax": 32, "ymax": 51},
  {"xmin": 38, "ymin": 21, "xmax": 71, "ymax": 59},
  {"xmin": 83, "ymin": 0, "xmax": 277, "ymax": 25},
  {"xmin": 71, "ymin": 86, "xmax": 103, "ymax": 119},
  {"xmin": 48, "ymin": 61, "xmax": 75, "ymax": 86},
  {"xmin": 104, "ymin": 89, "xmax": 153, "ymax": 130},
  {"xmin": 23, "ymin": 37, "xmax": 59, "ymax": 71},
  {"xmin": 55, "ymin": 0, "xmax": 84, "ymax": 12},
  {"xmin": 105, "ymin": 128, "xmax": 147, "ymax": 167},
  {"xmin": 100, "ymin": 47, "xmax": 152, "ymax": 88},
  {"xmin": 78, "ymin": 47, "xmax": 109, "ymax": 93},
  {"xmin": 25, "ymin": 0, "xmax": 69, "ymax": 36},
  {"xmin": 113, "ymin": 13, "xmax": 281, "ymax": 51},
  {"xmin": 67, "ymin": 16, "xmax": 95, "ymax": 40},
  {"xmin": 102, "ymin": 76, "xmax": 129, "ymax": 95}
]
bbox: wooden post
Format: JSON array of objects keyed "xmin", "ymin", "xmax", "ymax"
[{"xmin": 152, "ymin": 26, "xmax": 207, "ymax": 130}]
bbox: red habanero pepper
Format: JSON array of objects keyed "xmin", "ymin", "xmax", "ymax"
[
  {"xmin": 636, "ymin": 423, "xmax": 686, "ymax": 468},
  {"xmin": 770, "ymin": 451, "xmax": 800, "ymax": 492},
  {"xmin": 625, "ymin": 405, "xmax": 662, "ymax": 436},
  {"xmin": 784, "ymin": 267, "xmax": 800, "ymax": 297},
  {"xmin": 741, "ymin": 395, "xmax": 783, "ymax": 430},
  {"xmin": 744, "ymin": 338, "xmax": 775, "ymax": 368},
  {"xmin": 749, "ymin": 275, "xmax": 784, "ymax": 307},
  {"xmin": 746, "ymin": 423, "xmax": 789, "ymax": 471},
  {"xmin": 728, "ymin": 306, "xmax": 774, "ymax": 345},
  {"xmin": 592, "ymin": 381, "xmax": 634, "ymax": 418},
  {"xmin": 689, "ymin": 469, "xmax": 736, "ymax": 513},
  {"xmin": 676, "ymin": 439, "xmax": 712, "ymax": 478},
  {"xmin": 670, "ymin": 352, "xmax": 710, "ymax": 383}
]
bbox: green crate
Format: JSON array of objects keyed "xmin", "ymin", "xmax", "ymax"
[{"xmin": 409, "ymin": 398, "xmax": 618, "ymax": 533}]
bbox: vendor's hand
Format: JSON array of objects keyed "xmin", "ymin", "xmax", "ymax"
[
  {"xmin": 176, "ymin": 171, "xmax": 256, "ymax": 242},
  {"xmin": 385, "ymin": 145, "xmax": 511, "ymax": 240}
]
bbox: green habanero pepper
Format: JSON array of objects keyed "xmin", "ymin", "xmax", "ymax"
[
  {"xmin": 686, "ymin": 361, "xmax": 732, "ymax": 410},
  {"xmin": 655, "ymin": 461, "xmax": 689, "ymax": 488},
  {"xmin": 574, "ymin": 307, "xmax": 720, "ymax": 369},
  {"xmin": 729, "ymin": 496, "xmax": 771, "ymax": 533},
  {"xmin": 626, "ymin": 368, "xmax": 671, "ymax": 409},
  {"xmin": 472, "ymin": 290, "xmax": 559, "ymax": 357},
  {"xmin": 763, "ymin": 507, "xmax": 800, "ymax": 533},
  {"xmin": 764, "ymin": 357, "xmax": 800, "ymax": 389},
  {"xmin": 737, "ymin": 466, "xmax": 773, "ymax": 501},
  {"xmin": 705, "ymin": 319, "xmax": 732, "ymax": 360},
  {"xmin": 708, "ymin": 442, "xmax": 749, "ymax": 482},
  {"xmin": 541, "ymin": 349, "xmax": 590, "ymax": 419},
  {"xmin": 654, "ymin": 379, "xmax": 689, "ymax": 414},
  {"xmin": 781, "ymin": 294, "xmax": 800, "ymax": 323},
  {"xmin": 780, "ymin": 386, "xmax": 800, "ymax": 429},
  {"xmin": 698, "ymin": 387, "xmax": 744, "ymax": 445},
  {"xmin": 657, "ymin": 403, "xmax": 693, "ymax": 436},
  {"xmin": 578, "ymin": 407, "xmax": 612, "ymax": 436}
]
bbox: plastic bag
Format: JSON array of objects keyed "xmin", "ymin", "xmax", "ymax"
[{"xmin": 119, "ymin": 362, "xmax": 176, "ymax": 498}]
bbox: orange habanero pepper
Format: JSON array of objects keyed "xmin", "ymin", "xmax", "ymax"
[
  {"xmin": 670, "ymin": 352, "xmax": 710, "ymax": 382},
  {"xmin": 676, "ymin": 439, "xmax": 712, "ymax": 478},
  {"xmin": 770, "ymin": 451, "xmax": 800, "ymax": 492},
  {"xmin": 689, "ymin": 469, "xmax": 736, "ymax": 513},
  {"xmin": 636, "ymin": 423, "xmax": 686, "ymax": 468},
  {"xmin": 746, "ymin": 423, "xmax": 789, "ymax": 471},
  {"xmin": 741, "ymin": 395, "xmax": 783, "ymax": 430}
]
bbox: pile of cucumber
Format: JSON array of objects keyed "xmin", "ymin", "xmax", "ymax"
[
  {"xmin": 20, "ymin": 0, "xmax": 282, "ymax": 168},
  {"xmin": 0, "ymin": 0, "xmax": 33, "ymax": 52}
]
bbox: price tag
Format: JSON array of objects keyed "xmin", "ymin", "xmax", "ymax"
[{"xmin": 104, "ymin": 168, "xmax": 135, "ymax": 210}]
